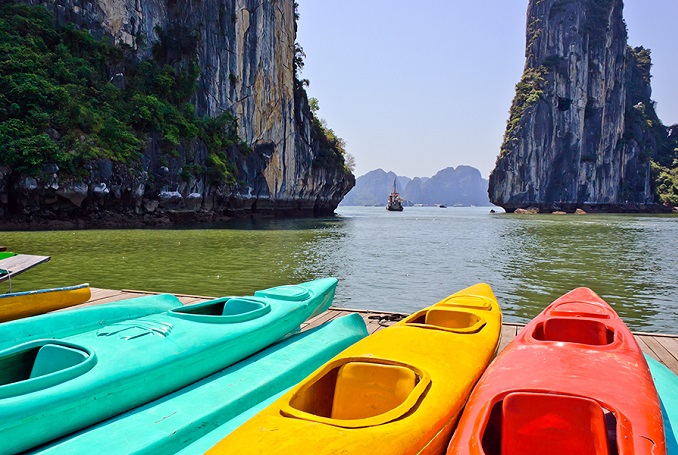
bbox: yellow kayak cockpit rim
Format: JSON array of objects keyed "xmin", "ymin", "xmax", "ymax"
[
  {"xmin": 401, "ymin": 307, "xmax": 487, "ymax": 334},
  {"xmin": 281, "ymin": 357, "xmax": 431, "ymax": 428}
]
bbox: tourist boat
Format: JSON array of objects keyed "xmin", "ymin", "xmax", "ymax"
[
  {"xmin": 0, "ymin": 293, "xmax": 183, "ymax": 351},
  {"xmin": 447, "ymin": 287, "xmax": 665, "ymax": 455},
  {"xmin": 207, "ymin": 283, "xmax": 502, "ymax": 454},
  {"xmin": 0, "ymin": 283, "xmax": 91, "ymax": 323},
  {"xmin": 33, "ymin": 314, "xmax": 369, "ymax": 455},
  {"xmin": 386, "ymin": 178, "xmax": 404, "ymax": 211},
  {"xmin": 646, "ymin": 355, "xmax": 678, "ymax": 454},
  {"xmin": 0, "ymin": 277, "xmax": 337, "ymax": 455}
]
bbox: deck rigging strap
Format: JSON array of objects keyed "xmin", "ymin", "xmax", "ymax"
[{"xmin": 368, "ymin": 313, "xmax": 406, "ymax": 327}]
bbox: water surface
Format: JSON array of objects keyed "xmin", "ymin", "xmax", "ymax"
[{"xmin": 1, "ymin": 207, "xmax": 676, "ymax": 333}]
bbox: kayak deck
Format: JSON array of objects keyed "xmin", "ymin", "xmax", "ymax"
[{"xmin": 79, "ymin": 287, "xmax": 678, "ymax": 376}]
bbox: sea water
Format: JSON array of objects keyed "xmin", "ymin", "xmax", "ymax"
[{"xmin": 1, "ymin": 206, "xmax": 676, "ymax": 333}]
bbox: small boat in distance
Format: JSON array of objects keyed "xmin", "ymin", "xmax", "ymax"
[{"xmin": 386, "ymin": 178, "xmax": 403, "ymax": 212}]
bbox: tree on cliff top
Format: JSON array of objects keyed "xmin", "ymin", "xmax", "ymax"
[{"xmin": 0, "ymin": 2, "xmax": 245, "ymax": 184}]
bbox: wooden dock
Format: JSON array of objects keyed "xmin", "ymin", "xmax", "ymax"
[
  {"xmin": 83, "ymin": 287, "xmax": 678, "ymax": 376},
  {"xmin": 0, "ymin": 254, "xmax": 51, "ymax": 283}
]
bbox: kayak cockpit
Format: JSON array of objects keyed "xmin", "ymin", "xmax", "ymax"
[
  {"xmin": 0, "ymin": 341, "xmax": 95, "ymax": 398},
  {"xmin": 481, "ymin": 392, "xmax": 620, "ymax": 455},
  {"xmin": 402, "ymin": 307, "xmax": 487, "ymax": 333},
  {"xmin": 530, "ymin": 318, "xmax": 617, "ymax": 346},
  {"xmin": 170, "ymin": 297, "xmax": 271, "ymax": 323},
  {"xmin": 282, "ymin": 358, "xmax": 430, "ymax": 428}
]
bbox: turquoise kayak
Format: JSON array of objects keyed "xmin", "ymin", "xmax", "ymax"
[
  {"xmin": 0, "ymin": 277, "xmax": 337, "ymax": 455},
  {"xmin": 0, "ymin": 293, "xmax": 182, "ymax": 350},
  {"xmin": 33, "ymin": 313, "xmax": 368, "ymax": 454},
  {"xmin": 646, "ymin": 354, "xmax": 678, "ymax": 454}
]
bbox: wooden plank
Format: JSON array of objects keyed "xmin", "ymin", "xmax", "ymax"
[
  {"xmin": 176, "ymin": 297, "xmax": 207, "ymax": 305},
  {"xmin": 93, "ymin": 292, "xmax": 147, "ymax": 305},
  {"xmin": 302, "ymin": 310, "xmax": 341, "ymax": 332},
  {"xmin": 332, "ymin": 306, "xmax": 409, "ymax": 316},
  {"xmin": 364, "ymin": 316, "xmax": 383, "ymax": 335},
  {"xmin": 498, "ymin": 325, "xmax": 517, "ymax": 354},
  {"xmin": 655, "ymin": 336, "xmax": 678, "ymax": 362},
  {"xmin": 635, "ymin": 336, "xmax": 661, "ymax": 363},
  {"xmin": 301, "ymin": 311, "xmax": 332, "ymax": 330},
  {"xmin": 87, "ymin": 289, "xmax": 125, "ymax": 303},
  {"xmin": 121, "ymin": 289, "xmax": 217, "ymax": 300},
  {"xmin": 639, "ymin": 335, "xmax": 678, "ymax": 374},
  {"xmin": 0, "ymin": 254, "xmax": 51, "ymax": 282},
  {"xmin": 361, "ymin": 313, "xmax": 400, "ymax": 334}
]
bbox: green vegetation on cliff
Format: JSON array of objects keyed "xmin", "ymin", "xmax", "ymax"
[
  {"xmin": 501, "ymin": 66, "xmax": 547, "ymax": 154},
  {"xmin": 0, "ymin": 2, "xmax": 245, "ymax": 182},
  {"xmin": 624, "ymin": 47, "xmax": 678, "ymax": 206}
]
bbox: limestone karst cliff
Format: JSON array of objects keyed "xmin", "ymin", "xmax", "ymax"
[
  {"xmin": 2, "ymin": 0, "xmax": 353, "ymax": 227},
  {"xmin": 489, "ymin": 0, "xmax": 675, "ymax": 213}
]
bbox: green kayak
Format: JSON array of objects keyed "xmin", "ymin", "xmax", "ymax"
[
  {"xmin": 33, "ymin": 313, "xmax": 368, "ymax": 454},
  {"xmin": 0, "ymin": 277, "xmax": 337, "ymax": 455},
  {"xmin": 0, "ymin": 293, "xmax": 184, "ymax": 351},
  {"xmin": 646, "ymin": 354, "xmax": 678, "ymax": 454}
]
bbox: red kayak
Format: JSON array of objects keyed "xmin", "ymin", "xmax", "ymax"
[{"xmin": 447, "ymin": 287, "xmax": 665, "ymax": 455}]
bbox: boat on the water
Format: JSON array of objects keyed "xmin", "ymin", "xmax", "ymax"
[
  {"xmin": 33, "ymin": 314, "xmax": 369, "ymax": 455},
  {"xmin": 386, "ymin": 178, "xmax": 403, "ymax": 211},
  {"xmin": 646, "ymin": 354, "xmax": 678, "ymax": 454},
  {"xmin": 447, "ymin": 287, "xmax": 665, "ymax": 455},
  {"xmin": 207, "ymin": 283, "xmax": 502, "ymax": 454},
  {"xmin": 0, "ymin": 277, "xmax": 337, "ymax": 455},
  {"xmin": 0, "ymin": 283, "xmax": 91, "ymax": 323}
]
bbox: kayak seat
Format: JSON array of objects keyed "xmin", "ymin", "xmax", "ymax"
[
  {"xmin": 29, "ymin": 344, "xmax": 89, "ymax": 379},
  {"xmin": 500, "ymin": 392, "xmax": 610, "ymax": 455},
  {"xmin": 331, "ymin": 362, "xmax": 417, "ymax": 420},
  {"xmin": 221, "ymin": 298, "xmax": 265, "ymax": 316},
  {"xmin": 424, "ymin": 309, "xmax": 486, "ymax": 333},
  {"xmin": 536, "ymin": 318, "xmax": 614, "ymax": 346},
  {"xmin": 171, "ymin": 297, "xmax": 270, "ymax": 323}
]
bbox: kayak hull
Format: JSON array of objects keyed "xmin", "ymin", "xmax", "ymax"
[
  {"xmin": 647, "ymin": 355, "xmax": 678, "ymax": 454},
  {"xmin": 33, "ymin": 313, "xmax": 369, "ymax": 455},
  {"xmin": 447, "ymin": 287, "xmax": 665, "ymax": 455},
  {"xmin": 208, "ymin": 283, "xmax": 502, "ymax": 455},
  {"xmin": 0, "ymin": 277, "xmax": 337, "ymax": 455},
  {"xmin": 0, "ymin": 293, "xmax": 182, "ymax": 351},
  {"xmin": 0, "ymin": 284, "xmax": 91, "ymax": 323}
]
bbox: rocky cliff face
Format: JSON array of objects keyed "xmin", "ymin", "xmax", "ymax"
[
  {"xmin": 489, "ymin": 0, "xmax": 670, "ymax": 213},
  {"xmin": 8, "ymin": 0, "xmax": 353, "ymax": 227}
]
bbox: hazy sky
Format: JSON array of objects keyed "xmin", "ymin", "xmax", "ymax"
[{"xmin": 296, "ymin": 1, "xmax": 678, "ymax": 179}]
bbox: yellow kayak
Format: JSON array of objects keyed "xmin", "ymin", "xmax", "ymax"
[
  {"xmin": 207, "ymin": 283, "xmax": 502, "ymax": 455},
  {"xmin": 0, "ymin": 283, "xmax": 91, "ymax": 322}
]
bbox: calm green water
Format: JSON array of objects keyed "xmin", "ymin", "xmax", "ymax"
[{"xmin": 1, "ymin": 207, "xmax": 677, "ymax": 333}]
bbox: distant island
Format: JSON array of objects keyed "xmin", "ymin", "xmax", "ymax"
[{"xmin": 340, "ymin": 166, "xmax": 492, "ymax": 207}]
